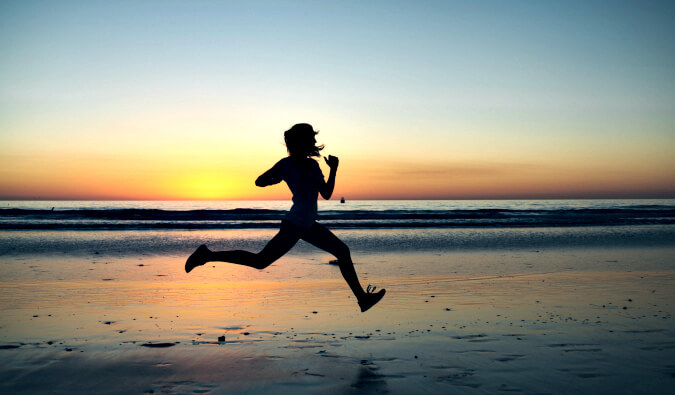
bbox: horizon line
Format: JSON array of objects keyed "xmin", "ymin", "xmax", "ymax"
[{"xmin": 1, "ymin": 196, "xmax": 674, "ymax": 202}]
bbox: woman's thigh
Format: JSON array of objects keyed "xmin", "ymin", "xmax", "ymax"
[
  {"xmin": 300, "ymin": 222, "xmax": 349, "ymax": 258},
  {"xmin": 258, "ymin": 221, "xmax": 302, "ymax": 262}
]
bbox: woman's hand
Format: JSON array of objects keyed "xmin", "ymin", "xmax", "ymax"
[
  {"xmin": 320, "ymin": 155, "xmax": 338, "ymax": 200},
  {"xmin": 324, "ymin": 155, "xmax": 339, "ymax": 171}
]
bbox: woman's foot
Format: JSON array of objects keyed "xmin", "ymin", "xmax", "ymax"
[
  {"xmin": 358, "ymin": 285, "xmax": 386, "ymax": 312},
  {"xmin": 185, "ymin": 244, "xmax": 210, "ymax": 273}
]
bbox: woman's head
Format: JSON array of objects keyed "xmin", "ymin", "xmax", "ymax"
[{"xmin": 284, "ymin": 123, "xmax": 324, "ymax": 157}]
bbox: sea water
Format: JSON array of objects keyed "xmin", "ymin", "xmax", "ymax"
[
  {"xmin": 0, "ymin": 200, "xmax": 673, "ymax": 258},
  {"xmin": 1, "ymin": 199, "xmax": 673, "ymax": 229}
]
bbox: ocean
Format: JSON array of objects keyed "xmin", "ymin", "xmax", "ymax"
[
  {"xmin": 1, "ymin": 199, "xmax": 673, "ymax": 257},
  {"xmin": 1, "ymin": 199, "xmax": 674, "ymax": 230}
]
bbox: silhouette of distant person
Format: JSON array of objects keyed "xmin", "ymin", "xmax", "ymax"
[{"xmin": 186, "ymin": 123, "xmax": 385, "ymax": 312}]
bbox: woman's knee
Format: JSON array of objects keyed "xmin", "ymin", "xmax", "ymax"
[
  {"xmin": 253, "ymin": 253, "xmax": 275, "ymax": 269},
  {"xmin": 334, "ymin": 242, "xmax": 351, "ymax": 261}
]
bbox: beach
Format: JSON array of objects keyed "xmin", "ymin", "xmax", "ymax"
[
  {"xmin": 3, "ymin": 0, "xmax": 675, "ymax": 392},
  {"xmin": 3, "ymin": 0, "xmax": 674, "ymax": 391},
  {"xmin": 1, "ymin": 224, "xmax": 674, "ymax": 394}
]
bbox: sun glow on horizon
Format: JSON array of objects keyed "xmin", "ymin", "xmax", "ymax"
[{"xmin": 170, "ymin": 172, "xmax": 247, "ymax": 201}]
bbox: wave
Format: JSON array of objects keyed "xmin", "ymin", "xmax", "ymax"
[{"xmin": 1, "ymin": 206, "xmax": 674, "ymax": 230}]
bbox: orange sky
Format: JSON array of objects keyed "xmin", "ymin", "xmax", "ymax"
[{"xmin": 1, "ymin": 148, "xmax": 673, "ymax": 200}]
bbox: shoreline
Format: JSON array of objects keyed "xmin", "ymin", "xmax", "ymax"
[{"xmin": 1, "ymin": 225, "xmax": 674, "ymax": 258}]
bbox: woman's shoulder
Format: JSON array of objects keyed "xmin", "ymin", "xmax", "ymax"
[
  {"xmin": 283, "ymin": 156, "xmax": 319, "ymax": 166},
  {"xmin": 274, "ymin": 156, "xmax": 293, "ymax": 167},
  {"xmin": 274, "ymin": 156, "xmax": 309, "ymax": 172}
]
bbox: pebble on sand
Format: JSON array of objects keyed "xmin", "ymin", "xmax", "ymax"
[{"xmin": 140, "ymin": 342, "xmax": 176, "ymax": 348}]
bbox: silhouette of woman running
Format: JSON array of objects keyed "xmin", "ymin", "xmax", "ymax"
[{"xmin": 186, "ymin": 123, "xmax": 385, "ymax": 312}]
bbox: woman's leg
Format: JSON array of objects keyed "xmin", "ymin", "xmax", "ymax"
[
  {"xmin": 186, "ymin": 221, "xmax": 301, "ymax": 272},
  {"xmin": 300, "ymin": 222, "xmax": 367, "ymax": 300}
]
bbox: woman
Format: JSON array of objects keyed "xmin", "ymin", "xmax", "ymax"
[{"xmin": 186, "ymin": 123, "xmax": 385, "ymax": 312}]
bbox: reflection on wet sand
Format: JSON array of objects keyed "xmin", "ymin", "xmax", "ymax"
[
  {"xmin": 1, "ymin": 248, "xmax": 675, "ymax": 393},
  {"xmin": 352, "ymin": 363, "xmax": 389, "ymax": 394}
]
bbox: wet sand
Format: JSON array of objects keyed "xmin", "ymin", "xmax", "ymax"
[{"xmin": 1, "ymin": 244, "xmax": 674, "ymax": 393}]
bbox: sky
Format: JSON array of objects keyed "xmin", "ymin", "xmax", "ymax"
[{"xmin": 1, "ymin": 0, "xmax": 674, "ymax": 200}]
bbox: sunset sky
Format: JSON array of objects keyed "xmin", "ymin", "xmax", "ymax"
[{"xmin": 1, "ymin": 0, "xmax": 674, "ymax": 200}]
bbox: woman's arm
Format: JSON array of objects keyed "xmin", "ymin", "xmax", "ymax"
[
  {"xmin": 255, "ymin": 166, "xmax": 282, "ymax": 187},
  {"xmin": 320, "ymin": 155, "xmax": 338, "ymax": 200}
]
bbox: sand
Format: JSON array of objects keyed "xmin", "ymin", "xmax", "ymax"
[{"xmin": 0, "ymin": 237, "xmax": 674, "ymax": 393}]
